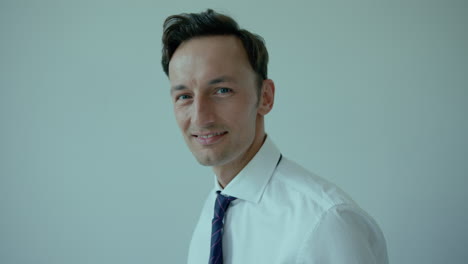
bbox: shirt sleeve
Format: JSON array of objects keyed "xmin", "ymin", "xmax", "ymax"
[{"xmin": 296, "ymin": 204, "xmax": 389, "ymax": 264}]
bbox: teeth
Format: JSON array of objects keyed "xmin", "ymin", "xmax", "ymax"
[{"xmin": 199, "ymin": 132, "xmax": 224, "ymax": 139}]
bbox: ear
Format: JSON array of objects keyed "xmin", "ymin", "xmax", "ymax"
[{"xmin": 258, "ymin": 79, "xmax": 275, "ymax": 116}]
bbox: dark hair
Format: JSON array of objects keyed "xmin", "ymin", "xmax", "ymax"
[{"xmin": 161, "ymin": 9, "xmax": 269, "ymax": 92}]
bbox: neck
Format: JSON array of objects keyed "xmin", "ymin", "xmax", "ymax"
[{"xmin": 213, "ymin": 124, "xmax": 266, "ymax": 188}]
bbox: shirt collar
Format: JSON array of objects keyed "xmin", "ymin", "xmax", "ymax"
[{"xmin": 214, "ymin": 135, "xmax": 281, "ymax": 204}]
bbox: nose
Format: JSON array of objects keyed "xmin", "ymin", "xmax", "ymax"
[{"xmin": 192, "ymin": 95, "xmax": 215, "ymax": 128}]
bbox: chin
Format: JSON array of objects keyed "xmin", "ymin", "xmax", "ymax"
[
  {"xmin": 196, "ymin": 158, "xmax": 213, "ymax": 167},
  {"xmin": 193, "ymin": 153, "xmax": 215, "ymax": 166},
  {"xmin": 194, "ymin": 153, "xmax": 227, "ymax": 167}
]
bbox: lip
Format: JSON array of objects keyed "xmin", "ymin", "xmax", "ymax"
[{"xmin": 192, "ymin": 131, "xmax": 228, "ymax": 146}]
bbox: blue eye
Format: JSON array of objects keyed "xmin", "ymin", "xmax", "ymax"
[
  {"xmin": 176, "ymin": 94, "xmax": 192, "ymax": 101},
  {"xmin": 217, "ymin": 88, "xmax": 232, "ymax": 94}
]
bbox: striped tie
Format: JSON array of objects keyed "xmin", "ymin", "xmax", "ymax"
[{"xmin": 209, "ymin": 191, "xmax": 237, "ymax": 264}]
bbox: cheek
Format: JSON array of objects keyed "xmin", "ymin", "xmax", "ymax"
[
  {"xmin": 174, "ymin": 107, "xmax": 189, "ymax": 130},
  {"xmin": 226, "ymin": 101, "xmax": 258, "ymax": 128}
]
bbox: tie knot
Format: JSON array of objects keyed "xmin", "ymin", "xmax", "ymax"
[{"xmin": 213, "ymin": 191, "xmax": 237, "ymax": 220}]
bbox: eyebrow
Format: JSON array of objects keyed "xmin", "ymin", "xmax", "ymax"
[
  {"xmin": 170, "ymin": 76, "xmax": 235, "ymax": 94},
  {"xmin": 170, "ymin": 84, "xmax": 187, "ymax": 95},
  {"xmin": 208, "ymin": 76, "xmax": 235, "ymax": 85}
]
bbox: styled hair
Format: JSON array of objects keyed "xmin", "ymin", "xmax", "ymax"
[{"xmin": 161, "ymin": 9, "xmax": 269, "ymax": 92}]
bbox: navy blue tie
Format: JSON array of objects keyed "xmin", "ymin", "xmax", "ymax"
[{"xmin": 209, "ymin": 191, "xmax": 237, "ymax": 264}]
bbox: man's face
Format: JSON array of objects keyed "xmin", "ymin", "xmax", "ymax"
[{"xmin": 168, "ymin": 35, "xmax": 262, "ymax": 168}]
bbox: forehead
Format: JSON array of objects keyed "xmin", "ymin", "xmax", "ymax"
[
  {"xmin": 173, "ymin": 35, "xmax": 247, "ymax": 62},
  {"xmin": 168, "ymin": 35, "xmax": 253, "ymax": 83}
]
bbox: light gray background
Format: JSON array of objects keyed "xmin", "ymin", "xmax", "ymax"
[{"xmin": 1, "ymin": 0, "xmax": 467, "ymax": 263}]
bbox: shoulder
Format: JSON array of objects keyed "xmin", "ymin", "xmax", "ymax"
[
  {"xmin": 270, "ymin": 156, "xmax": 357, "ymax": 211},
  {"xmin": 271, "ymin": 158, "xmax": 388, "ymax": 263},
  {"xmin": 296, "ymin": 203, "xmax": 389, "ymax": 263},
  {"xmin": 270, "ymin": 158, "xmax": 388, "ymax": 262}
]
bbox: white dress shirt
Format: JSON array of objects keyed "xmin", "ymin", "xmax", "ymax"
[{"xmin": 187, "ymin": 137, "xmax": 388, "ymax": 264}]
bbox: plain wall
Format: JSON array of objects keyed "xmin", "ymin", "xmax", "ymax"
[{"xmin": 1, "ymin": 0, "xmax": 467, "ymax": 263}]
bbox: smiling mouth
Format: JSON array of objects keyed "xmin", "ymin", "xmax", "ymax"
[
  {"xmin": 194, "ymin": 131, "xmax": 228, "ymax": 138},
  {"xmin": 192, "ymin": 131, "xmax": 228, "ymax": 145}
]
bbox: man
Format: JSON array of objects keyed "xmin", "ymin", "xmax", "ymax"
[{"xmin": 161, "ymin": 9, "xmax": 388, "ymax": 264}]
